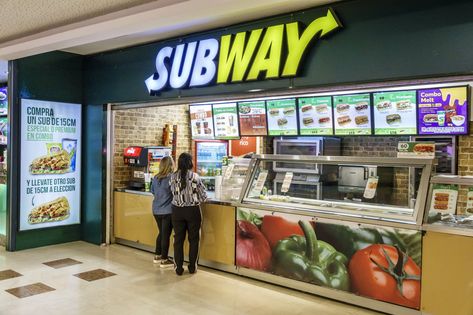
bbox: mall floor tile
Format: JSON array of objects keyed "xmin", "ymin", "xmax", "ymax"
[
  {"xmin": 74, "ymin": 268, "xmax": 116, "ymax": 282},
  {"xmin": 43, "ymin": 258, "xmax": 82, "ymax": 269},
  {"xmin": 0, "ymin": 269, "xmax": 22, "ymax": 281},
  {"xmin": 5, "ymin": 282, "xmax": 55, "ymax": 298},
  {"xmin": 0, "ymin": 242, "xmax": 383, "ymax": 315}
]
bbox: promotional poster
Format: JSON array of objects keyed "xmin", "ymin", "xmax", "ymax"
[
  {"xmin": 418, "ymin": 86, "xmax": 468, "ymax": 135},
  {"xmin": 20, "ymin": 99, "xmax": 82, "ymax": 231}
]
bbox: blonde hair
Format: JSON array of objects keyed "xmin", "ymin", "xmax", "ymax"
[{"xmin": 156, "ymin": 156, "xmax": 174, "ymax": 179}]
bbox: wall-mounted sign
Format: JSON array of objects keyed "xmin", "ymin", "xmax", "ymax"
[
  {"xmin": 418, "ymin": 86, "xmax": 468, "ymax": 135},
  {"xmin": 266, "ymin": 99, "xmax": 298, "ymax": 136},
  {"xmin": 373, "ymin": 90, "xmax": 417, "ymax": 135},
  {"xmin": 212, "ymin": 103, "xmax": 239, "ymax": 139},
  {"xmin": 190, "ymin": 104, "xmax": 214, "ymax": 139},
  {"xmin": 145, "ymin": 9, "xmax": 342, "ymax": 94},
  {"xmin": 298, "ymin": 96, "xmax": 333, "ymax": 135},
  {"xmin": 333, "ymin": 93, "xmax": 372, "ymax": 135},
  {"xmin": 20, "ymin": 99, "xmax": 81, "ymax": 231},
  {"xmin": 238, "ymin": 101, "xmax": 267, "ymax": 136}
]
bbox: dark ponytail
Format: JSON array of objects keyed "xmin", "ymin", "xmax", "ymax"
[{"xmin": 177, "ymin": 153, "xmax": 193, "ymax": 190}]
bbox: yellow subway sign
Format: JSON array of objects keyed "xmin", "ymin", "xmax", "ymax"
[{"xmin": 145, "ymin": 9, "xmax": 342, "ymax": 94}]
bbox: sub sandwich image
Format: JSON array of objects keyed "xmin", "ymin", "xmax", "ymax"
[
  {"xmin": 355, "ymin": 102, "xmax": 368, "ymax": 111},
  {"xmin": 396, "ymin": 100, "xmax": 412, "ymax": 110},
  {"xmin": 423, "ymin": 114, "xmax": 438, "ymax": 123},
  {"xmin": 355, "ymin": 115, "xmax": 369, "ymax": 125},
  {"xmin": 277, "ymin": 118, "xmax": 288, "ymax": 126},
  {"xmin": 303, "ymin": 117, "xmax": 314, "ymax": 126},
  {"xmin": 336, "ymin": 103, "xmax": 350, "ymax": 113},
  {"xmin": 376, "ymin": 101, "xmax": 392, "ymax": 111},
  {"xmin": 318, "ymin": 117, "xmax": 331, "ymax": 125},
  {"xmin": 413, "ymin": 144, "xmax": 434, "ymax": 153},
  {"xmin": 283, "ymin": 107, "xmax": 295, "ymax": 116},
  {"xmin": 386, "ymin": 114, "xmax": 401, "ymax": 125},
  {"xmin": 269, "ymin": 108, "xmax": 280, "ymax": 116},
  {"xmin": 337, "ymin": 115, "xmax": 351, "ymax": 126},
  {"xmin": 29, "ymin": 150, "xmax": 71, "ymax": 175},
  {"xmin": 315, "ymin": 104, "xmax": 328, "ymax": 113},
  {"xmin": 301, "ymin": 105, "xmax": 313, "ymax": 113},
  {"xmin": 433, "ymin": 192, "xmax": 449, "ymax": 210},
  {"xmin": 28, "ymin": 196, "xmax": 70, "ymax": 224}
]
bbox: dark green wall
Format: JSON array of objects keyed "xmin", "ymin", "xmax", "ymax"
[
  {"xmin": 11, "ymin": 51, "xmax": 103, "ymax": 250},
  {"xmin": 84, "ymin": 0, "xmax": 473, "ymax": 105}
]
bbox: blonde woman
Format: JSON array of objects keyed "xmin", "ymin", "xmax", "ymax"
[{"xmin": 150, "ymin": 155, "xmax": 175, "ymax": 268}]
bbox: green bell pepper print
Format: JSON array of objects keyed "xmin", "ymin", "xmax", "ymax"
[
  {"xmin": 315, "ymin": 222, "xmax": 407, "ymax": 259},
  {"xmin": 272, "ymin": 221, "xmax": 350, "ymax": 291}
]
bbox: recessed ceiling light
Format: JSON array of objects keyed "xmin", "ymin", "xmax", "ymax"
[{"xmin": 248, "ymin": 89, "xmax": 263, "ymax": 92}]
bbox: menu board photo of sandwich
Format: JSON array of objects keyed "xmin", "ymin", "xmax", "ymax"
[
  {"xmin": 418, "ymin": 86, "xmax": 469, "ymax": 135},
  {"xmin": 212, "ymin": 103, "xmax": 239, "ymax": 139},
  {"xmin": 373, "ymin": 90, "xmax": 417, "ymax": 135},
  {"xmin": 266, "ymin": 99, "xmax": 298, "ymax": 136},
  {"xmin": 298, "ymin": 96, "xmax": 334, "ymax": 135},
  {"xmin": 429, "ymin": 184, "xmax": 458, "ymax": 214},
  {"xmin": 333, "ymin": 93, "xmax": 372, "ymax": 135},
  {"xmin": 238, "ymin": 101, "xmax": 268, "ymax": 136},
  {"xmin": 190, "ymin": 104, "xmax": 214, "ymax": 139}
]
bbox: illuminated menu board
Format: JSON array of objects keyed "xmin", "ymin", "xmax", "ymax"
[
  {"xmin": 418, "ymin": 86, "xmax": 468, "ymax": 135},
  {"xmin": 373, "ymin": 90, "xmax": 417, "ymax": 135},
  {"xmin": 238, "ymin": 101, "xmax": 267, "ymax": 136},
  {"xmin": 298, "ymin": 96, "xmax": 334, "ymax": 135},
  {"xmin": 266, "ymin": 99, "xmax": 298, "ymax": 136},
  {"xmin": 212, "ymin": 103, "xmax": 240, "ymax": 139},
  {"xmin": 190, "ymin": 104, "xmax": 214, "ymax": 139},
  {"xmin": 333, "ymin": 93, "xmax": 372, "ymax": 135}
]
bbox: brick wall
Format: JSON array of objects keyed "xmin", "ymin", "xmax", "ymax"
[
  {"xmin": 342, "ymin": 136, "xmax": 410, "ymax": 206},
  {"xmin": 454, "ymin": 122, "xmax": 473, "ymax": 212},
  {"xmin": 113, "ymin": 105, "xmax": 191, "ymax": 188}
]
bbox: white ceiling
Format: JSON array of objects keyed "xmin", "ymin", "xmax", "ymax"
[{"xmin": 0, "ymin": 0, "xmax": 339, "ymax": 59}]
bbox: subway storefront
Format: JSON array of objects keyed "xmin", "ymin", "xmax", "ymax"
[{"xmin": 6, "ymin": 0, "xmax": 473, "ymax": 314}]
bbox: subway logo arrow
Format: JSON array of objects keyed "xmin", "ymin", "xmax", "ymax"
[{"xmin": 145, "ymin": 8, "xmax": 342, "ymax": 95}]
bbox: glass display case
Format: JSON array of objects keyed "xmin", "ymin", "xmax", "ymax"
[
  {"xmin": 423, "ymin": 175, "xmax": 473, "ymax": 236},
  {"xmin": 238, "ymin": 155, "xmax": 435, "ymax": 225},
  {"xmin": 220, "ymin": 157, "xmax": 251, "ymax": 201}
]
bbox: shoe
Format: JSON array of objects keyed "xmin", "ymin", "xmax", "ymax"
[
  {"xmin": 160, "ymin": 259, "xmax": 174, "ymax": 268},
  {"xmin": 188, "ymin": 265, "xmax": 196, "ymax": 274},
  {"xmin": 153, "ymin": 255, "xmax": 161, "ymax": 264},
  {"xmin": 175, "ymin": 267, "xmax": 184, "ymax": 276}
]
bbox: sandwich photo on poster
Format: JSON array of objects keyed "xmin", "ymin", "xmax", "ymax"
[
  {"xmin": 266, "ymin": 99, "xmax": 298, "ymax": 136},
  {"xmin": 238, "ymin": 101, "xmax": 268, "ymax": 136},
  {"xmin": 373, "ymin": 90, "xmax": 417, "ymax": 135},
  {"xmin": 190, "ymin": 104, "xmax": 215, "ymax": 139},
  {"xmin": 212, "ymin": 103, "xmax": 239, "ymax": 139},
  {"xmin": 298, "ymin": 96, "xmax": 334, "ymax": 135},
  {"xmin": 333, "ymin": 93, "xmax": 372, "ymax": 135},
  {"xmin": 20, "ymin": 99, "xmax": 81, "ymax": 231},
  {"xmin": 418, "ymin": 86, "xmax": 468, "ymax": 135}
]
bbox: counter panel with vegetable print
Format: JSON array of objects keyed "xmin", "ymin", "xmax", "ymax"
[{"xmin": 236, "ymin": 208, "xmax": 422, "ymax": 309}]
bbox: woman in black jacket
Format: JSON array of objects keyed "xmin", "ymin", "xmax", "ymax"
[{"xmin": 170, "ymin": 153, "xmax": 207, "ymax": 275}]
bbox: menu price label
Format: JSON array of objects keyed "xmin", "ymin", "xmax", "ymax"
[
  {"xmin": 298, "ymin": 96, "xmax": 334, "ymax": 135},
  {"xmin": 267, "ymin": 99, "xmax": 298, "ymax": 136},
  {"xmin": 397, "ymin": 142, "xmax": 435, "ymax": 158},
  {"xmin": 213, "ymin": 103, "xmax": 239, "ymax": 139},
  {"xmin": 373, "ymin": 90, "xmax": 417, "ymax": 135},
  {"xmin": 281, "ymin": 172, "xmax": 293, "ymax": 193},
  {"xmin": 418, "ymin": 86, "xmax": 468, "ymax": 135},
  {"xmin": 333, "ymin": 93, "xmax": 372, "ymax": 135},
  {"xmin": 238, "ymin": 101, "xmax": 267, "ymax": 136},
  {"xmin": 190, "ymin": 104, "xmax": 214, "ymax": 139},
  {"xmin": 20, "ymin": 99, "xmax": 82, "ymax": 231}
]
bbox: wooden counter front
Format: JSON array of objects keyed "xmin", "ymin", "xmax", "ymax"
[
  {"xmin": 113, "ymin": 191, "xmax": 235, "ymax": 266},
  {"xmin": 421, "ymin": 231, "xmax": 473, "ymax": 315}
]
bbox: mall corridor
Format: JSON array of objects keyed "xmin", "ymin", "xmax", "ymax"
[{"xmin": 0, "ymin": 242, "xmax": 381, "ymax": 315}]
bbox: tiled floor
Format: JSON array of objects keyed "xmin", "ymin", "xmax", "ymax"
[{"xmin": 0, "ymin": 242, "xmax": 383, "ymax": 315}]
